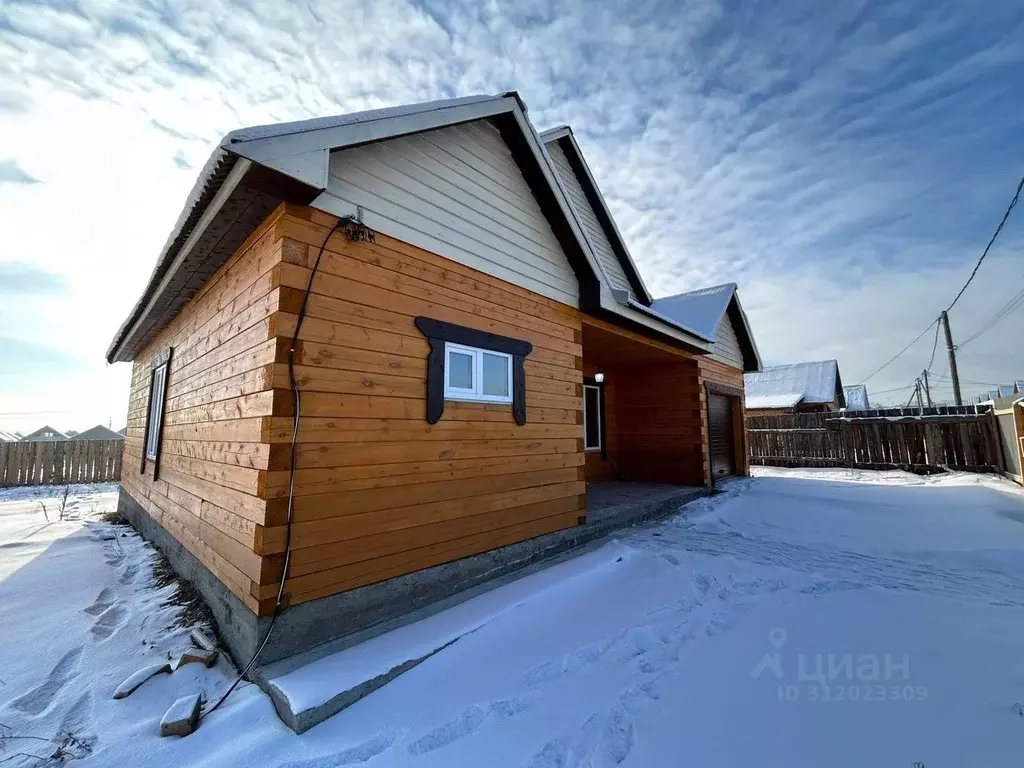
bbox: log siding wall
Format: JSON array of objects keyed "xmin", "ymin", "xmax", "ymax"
[
  {"xmin": 121, "ymin": 205, "xmax": 292, "ymax": 613},
  {"xmin": 119, "ymin": 201, "xmax": 747, "ymax": 621},
  {"xmin": 254, "ymin": 206, "xmax": 585, "ymax": 611}
]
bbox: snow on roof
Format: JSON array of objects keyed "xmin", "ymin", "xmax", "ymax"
[
  {"xmin": 650, "ymin": 284, "xmax": 736, "ymax": 341},
  {"xmin": 843, "ymin": 384, "xmax": 870, "ymax": 410},
  {"xmin": 744, "ymin": 360, "xmax": 840, "ymax": 410},
  {"xmin": 746, "ymin": 393, "xmax": 804, "ymax": 410}
]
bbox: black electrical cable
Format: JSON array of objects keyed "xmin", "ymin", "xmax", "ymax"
[
  {"xmin": 858, "ymin": 319, "xmax": 937, "ymax": 384},
  {"xmin": 926, "ymin": 321, "xmax": 941, "ymax": 372},
  {"xmin": 203, "ymin": 216, "xmax": 349, "ymax": 718},
  {"xmin": 945, "ymin": 173, "xmax": 1024, "ymax": 313}
]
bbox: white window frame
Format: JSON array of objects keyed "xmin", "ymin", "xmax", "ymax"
[
  {"xmin": 583, "ymin": 384, "xmax": 602, "ymax": 452},
  {"xmin": 145, "ymin": 364, "xmax": 167, "ymax": 460},
  {"xmin": 443, "ymin": 342, "xmax": 513, "ymax": 404}
]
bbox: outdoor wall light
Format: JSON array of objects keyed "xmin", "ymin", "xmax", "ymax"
[{"xmin": 594, "ymin": 372, "xmax": 605, "ymax": 383}]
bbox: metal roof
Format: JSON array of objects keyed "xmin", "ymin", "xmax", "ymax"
[
  {"xmin": 744, "ymin": 360, "xmax": 844, "ymax": 409},
  {"xmin": 107, "ymin": 93, "xmax": 714, "ymax": 363},
  {"xmin": 225, "ymin": 95, "xmax": 504, "ymax": 143}
]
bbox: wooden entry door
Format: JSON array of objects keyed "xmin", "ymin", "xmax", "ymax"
[{"xmin": 708, "ymin": 393, "xmax": 736, "ymax": 479}]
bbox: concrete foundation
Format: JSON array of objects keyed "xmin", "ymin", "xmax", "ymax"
[{"xmin": 118, "ymin": 481, "xmax": 712, "ymax": 674}]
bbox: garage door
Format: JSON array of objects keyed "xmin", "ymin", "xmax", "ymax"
[{"xmin": 708, "ymin": 393, "xmax": 736, "ymax": 479}]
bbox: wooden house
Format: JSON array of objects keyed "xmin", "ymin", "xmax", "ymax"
[
  {"xmin": 744, "ymin": 360, "xmax": 846, "ymax": 416},
  {"xmin": 108, "ymin": 94, "xmax": 761, "ymax": 664}
]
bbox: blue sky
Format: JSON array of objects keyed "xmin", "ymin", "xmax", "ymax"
[{"xmin": 1, "ymin": 0, "xmax": 1022, "ymax": 431}]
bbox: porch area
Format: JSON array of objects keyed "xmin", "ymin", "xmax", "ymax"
[
  {"xmin": 585, "ymin": 481, "xmax": 710, "ymax": 529},
  {"xmin": 580, "ymin": 315, "xmax": 709, "ymax": 487}
]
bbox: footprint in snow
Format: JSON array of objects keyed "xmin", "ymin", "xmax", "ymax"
[
  {"xmin": 522, "ymin": 640, "xmax": 607, "ymax": 687},
  {"xmin": 274, "ymin": 730, "xmax": 402, "ymax": 767},
  {"xmin": 7, "ymin": 646, "xmax": 84, "ymax": 717},
  {"xmin": 83, "ymin": 587, "xmax": 115, "ymax": 617},
  {"xmin": 91, "ymin": 603, "xmax": 129, "ymax": 641},
  {"xmin": 56, "ymin": 690, "xmax": 97, "ymax": 758},
  {"xmin": 692, "ymin": 571, "xmax": 727, "ymax": 602},
  {"xmin": 407, "ymin": 693, "xmax": 540, "ymax": 755},
  {"xmin": 528, "ymin": 705, "xmax": 636, "ymax": 768},
  {"xmin": 120, "ymin": 564, "xmax": 139, "ymax": 585}
]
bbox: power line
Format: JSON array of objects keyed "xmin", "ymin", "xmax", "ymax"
[
  {"xmin": 860, "ymin": 173, "xmax": 1023, "ymax": 385},
  {"xmin": 945, "ymin": 173, "xmax": 1024, "ymax": 312},
  {"xmin": 958, "ymin": 284, "xmax": 1024, "ymax": 347},
  {"xmin": 927, "ymin": 321, "xmax": 941, "ymax": 371},
  {"xmin": 871, "ymin": 382, "xmax": 918, "ymax": 395},
  {"xmin": 858, "ymin": 319, "xmax": 937, "ymax": 384}
]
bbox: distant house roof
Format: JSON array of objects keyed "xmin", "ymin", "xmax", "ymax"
[
  {"xmin": 20, "ymin": 425, "xmax": 67, "ymax": 442},
  {"xmin": 650, "ymin": 283, "xmax": 762, "ymax": 372},
  {"xmin": 0, "ymin": 430, "xmax": 20, "ymax": 442},
  {"xmin": 75, "ymin": 425, "xmax": 125, "ymax": 441},
  {"xmin": 744, "ymin": 360, "xmax": 845, "ymax": 410},
  {"xmin": 843, "ymin": 384, "xmax": 870, "ymax": 410}
]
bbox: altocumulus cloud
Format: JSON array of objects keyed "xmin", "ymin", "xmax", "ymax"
[{"xmin": 0, "ymin": 0, "xmax": 1022, "ymax": 414}]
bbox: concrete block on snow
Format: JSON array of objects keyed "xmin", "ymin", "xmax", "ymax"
[
  {"xmin": 176, "ymin": 647, "xmax": 218, "ymax": 669},
  {"xmin": 160, "ymin": 693, "xmax": 201, "ymax": 737}
]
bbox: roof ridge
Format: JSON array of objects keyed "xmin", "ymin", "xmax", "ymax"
[{"xmin": 654, "ymin": 282, "xmax": 737, "ymax": 301}]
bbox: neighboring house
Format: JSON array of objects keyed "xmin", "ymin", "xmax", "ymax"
[
  {"xmin": 20, "ymin": 425, "xmax": 67, "ymax": 442},
  {"xmin": 0, "ymin": 431, "xmax": 20, "ymax": 442},
  {"xmin": 107, "ymin": 93, "xmax": 761, "ymax": 666},
  {"xmin": 991, "ymin": 393, "xmax": 1024, "ymax": 485},
  {"xmin": 75, "ymin": 425, "xmax": 125, "ymax": 441},
  {"xmin": 744, "ymin": 360, "xmax": 846, "ymax": 415},
  {"xmin": 843, "ymin": 384, "xmax": 870, "ymax": 411}
]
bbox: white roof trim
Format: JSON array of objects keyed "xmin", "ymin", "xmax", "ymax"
[{"xmin": 228, "ymin": 97, "xmax": 517, "ymax": 192}]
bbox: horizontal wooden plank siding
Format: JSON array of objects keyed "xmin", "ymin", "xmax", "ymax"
[
  {"xmin": 256, "ymin": 207, "xmax": 585, "ymax": 611},
  {"xmin": 313, "ymin": 119, "xmax": 581, "ymax": 307},
  {"xmin": 710, "ymin": 314, "xmax": 744, "ymax": 369},
  {"xmin": 546, "ymin": 141, "xmax": 633, "ymax": 297},
  {"xmin": 119, "ymin": 204, "xmax": 290, "ymax": 613}
]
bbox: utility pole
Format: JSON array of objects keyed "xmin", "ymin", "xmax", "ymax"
[
  {"xmin": 920, "ymin": 369, "xmax": 933, "ymax": 407},
  {"xmin": 939, "ymin": 311, "xmax": 963, "ymax": 406},
  {"xmin": 906, "ymin": 378, "xmax": 920, "ymax": 409}
]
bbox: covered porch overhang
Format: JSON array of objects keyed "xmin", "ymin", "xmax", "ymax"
[{"xmin": 579, "ymin": 315, "xmax": 707, "ymax": 489}]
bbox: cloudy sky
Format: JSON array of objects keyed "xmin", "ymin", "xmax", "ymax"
[{"xmin": 1, "ymin": 0, "xmax": 1022, "ymax": 432}]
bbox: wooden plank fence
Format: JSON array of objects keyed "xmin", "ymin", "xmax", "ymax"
[
  {"xmin": 0, "ymin": 440, "xmax": 123, "ymax": 487},
  {"xmin": 748, "ymin": 407, "xmax": 1004, "ymax": 473}
]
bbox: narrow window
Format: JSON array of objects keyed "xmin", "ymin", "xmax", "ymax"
[
  {"xmin": 444, "ymin": 343, "xmax": 513, "ymax": 404},
  {"xmin": 583, "ymin": 384, "xmax": 601, "ymax": 451},
  {"xmin": 145, "ymin": 363, "xmax": 167, "ymax": 460}
]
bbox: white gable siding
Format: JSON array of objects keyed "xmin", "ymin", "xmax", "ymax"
[
  {"xmin": 545, "ymin": 142, "xmax": 633, "ymax": 298},
  {"xmin": 711, "ymin": 312, "xmax": 744, "ymax": 369},
  {"xmin": 315, "ymin": 119, "xmax": 579, "ymax": 307}
]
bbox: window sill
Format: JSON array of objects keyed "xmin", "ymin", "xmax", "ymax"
[{"xmin": 444, "ymin": 395, "xmax": 514, "ymax": 406}]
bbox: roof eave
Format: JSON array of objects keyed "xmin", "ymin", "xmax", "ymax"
[
  {"xmin": 539, "ymin": 127, "xmax": 654, "ymax": 305},
  {"xmin": 609, "ymin": 289, "xmax": 714, "ymax": 347}
]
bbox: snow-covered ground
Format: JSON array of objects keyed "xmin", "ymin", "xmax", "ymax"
[{"xmin": 3, "ymin": 469, "xmax": 1024, "ymax": 767}]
